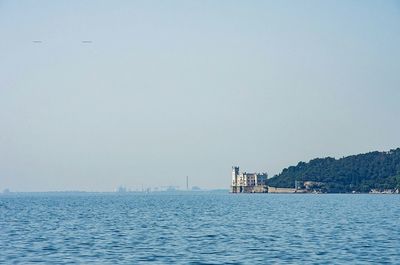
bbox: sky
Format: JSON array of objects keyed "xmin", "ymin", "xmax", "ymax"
[{"xmin": 1, "ymin": 0, "xmax": 400, "ymax": 191}]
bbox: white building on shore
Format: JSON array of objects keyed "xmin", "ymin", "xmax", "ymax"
[{"xmin": 231, "ymin": 166, "xmax": 268, "ymax": 193}]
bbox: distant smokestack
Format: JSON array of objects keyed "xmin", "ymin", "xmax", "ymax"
[{"xmin": 186, "ymin": 176, "xmax": 189, "ymax": 190}]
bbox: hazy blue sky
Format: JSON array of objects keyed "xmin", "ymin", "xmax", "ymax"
[{"xmin": 1, "ymin": 1, "xmax": 400, "ymax": 191}]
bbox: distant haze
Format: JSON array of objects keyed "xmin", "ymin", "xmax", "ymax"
[{"xmin": 1, "ymin": 1, "xmax": 400, "ymax": 191}]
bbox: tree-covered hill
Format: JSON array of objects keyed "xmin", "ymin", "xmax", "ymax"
[{"xmin": 268, "ymin": 148, "xmax": 400, "ymax": 193}]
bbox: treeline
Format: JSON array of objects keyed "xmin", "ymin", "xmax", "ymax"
[{"xmin": 268, "ymin": 148, "xmax": 400, "ymax": 193}]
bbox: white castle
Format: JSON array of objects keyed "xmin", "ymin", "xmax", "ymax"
[{"xmin": 231, "ymin": 166, "xmax": 268, "ymax": 193}]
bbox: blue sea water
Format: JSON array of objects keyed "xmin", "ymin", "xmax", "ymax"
[{"xmin": 0, "ymin": 193, "xmax": 399, "ymax": 264}]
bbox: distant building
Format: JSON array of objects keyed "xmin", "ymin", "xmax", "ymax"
[
  {"xmin": 166, "ymin": 186, "xmax": 178, "ymax": 192},
  {"xmin": 295, "ymin": 180, "xmax": 304, "ymax": 190},
  {"xmin": 231, "ymin": 166, "xmax": 268, "ymax": 193},
  {"xmin": 303, "ymin": 181, "xmax": 325, "ymax": 191},
  {"xmin": 117, "ymin": 186, "xmax": 127, "ymax": 193}
]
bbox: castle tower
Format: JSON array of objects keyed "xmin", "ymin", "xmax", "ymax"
[{"xmin": 231, "ymin": 166, "xmax": 239, "ymax": 193}]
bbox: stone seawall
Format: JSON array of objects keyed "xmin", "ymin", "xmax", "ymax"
[{"xmin": 267, "ymin": 186, "xmax": 296, "ymax": 193}]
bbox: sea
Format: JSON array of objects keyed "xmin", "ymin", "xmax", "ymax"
[{"xmin": 1, "ymin": 192, "xmax": 399, "ymax": 264}]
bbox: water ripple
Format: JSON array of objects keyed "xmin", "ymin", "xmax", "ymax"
[{"xmin": 0, "ymin": 193, "xmax": 399, "ymax": 264}]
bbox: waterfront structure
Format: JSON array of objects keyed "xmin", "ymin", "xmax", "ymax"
[
  {"xmin": 267, "ymin": 186, "xmax": 297, "ymax": 193},
  {"xmin": 295, "ymin": 180, "xmax": 303, "ymax": 190},
  {"xmin": 231, "ymin": 166, "xmax": 268, "ymax": 193}
]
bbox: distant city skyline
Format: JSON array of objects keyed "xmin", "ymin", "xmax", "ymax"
[{"xmin": 1, "ymin": 1, "xmax": 400, "ymax": 191}]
